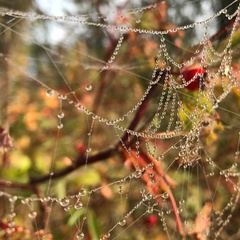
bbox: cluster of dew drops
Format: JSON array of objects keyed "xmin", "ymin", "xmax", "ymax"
[{"xmin": 46, "ymin": 85, "xmax": 93, "ymax": 129}]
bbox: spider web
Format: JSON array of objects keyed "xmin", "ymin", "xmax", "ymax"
[{"xmin": 0, "ymin": 1, "xmax": 240, "ymax": 239}]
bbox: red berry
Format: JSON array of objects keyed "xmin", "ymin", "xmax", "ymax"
[
  {"xmin": 42, "ymin": 107, "xmax": 51, "ymax": 116},
  {"xmin": 75, "ymin": 143, "xmax": 85, "ymax": 153},
  {"xmin": 0, "ymin": 221, "xmax": 9, "ymax": 229},
  {"xmin": 145, "ymin": 214, "xmax": 158, "ymax": 226},
  {"xmin": 182, "ymin": 68, "xmax": 206, "ymax": 91}
]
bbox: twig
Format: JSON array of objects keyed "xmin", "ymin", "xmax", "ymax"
[
  {"xmin": 121, "ymin": 80, "xmax": 162, "ymax": 143},
  {"xmin": 209, "ymin": 16, "xmax": 237, "ymax": 43},
  {"xmin": 139, "ymin": 149, "xmax": 184, "ymax": 235},
  {"xmin": 29, "ymin": 146, "xmax": 117, "ymax": 184},
  {"xmin": 0, "ymin": 179, "xmax": 34, "ymax": 190},
  {"xmin": 32, "ymin": 186, "xmax": 50, "ymax": 230}
]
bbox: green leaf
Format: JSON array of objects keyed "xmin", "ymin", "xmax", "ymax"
[
  {"xmin": 55, "ymin": 180, "xmax": 67, "ymax": 199},
  {"xmin": 87, "ymin": 210, "xmax": 101, "ymax": 240},
  {"xmin": 74, "ymin": 168, "xmax": 101, "ymax": 186},
  {"xmin": 67, "ymin": 208, "xmax": 85, "ymax": 226},
  {"xmin": 11, "ymin": 152, "xmax": 31, "ymax": 171},
  {"xmin": 231, "ymin": 29, "xmax": 240, "ymax": 49}
]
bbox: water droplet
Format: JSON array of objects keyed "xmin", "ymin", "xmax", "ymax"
[
  {"xmin": 161, "ymin": 192, "xmax": 169, "ymax": 199},
  {"xmin": 21, "ymin": 198, "xmax": 29, "ymax": 204},
  {"xmin": 58, "ymin": 112, "xmax": 65, "ymax": 119},
  {"xmin": 57, "ymin": 123, "xmax": 63, "ymax": 129},
  {"xmin": 76, "ymin": 232, "xmax": 84, "ymax": 239},
  {"xmin": 179, "ymin": 199, "xmax": 185, "ymax": 205},
  {"xmin": 86, "ymin": 148, "xmax": 92, "ymax": 153},
  {"xmin": 9, "ymin": 196, "xmax": 17, "ymax": 202},
  {"xmin": 9, "ymin": 213, "xmax": 16, "ymax": 218},
  {"xmin": 158, "ymin": 211, "xmax": 164, "ymax": 217},
  {"xmin": 104, "ymin": 233, "xmax": 111, "ymax": 238},
  {"xmin": 149, "ymin": 173, "xmax": 154, "ymax": 178},
  {"xmin": 86, "ymin": 85, "xmax": 92, "ymax": 91},
  {"xmin": 43, "ymin": 197, "xmax": 51, "ymax": 202},
  {"xmin": 58, "ymin": 94, "xmax": 67, "ymax": 100},
  {"xmin": 222, "ymin": 9, "xmax": 227, "ymax": 14},
  {"xmin": 28, "ymin": 211, "xmax": 37, "ymax": 219},
  {"xmin": 134, "ymin": 170, "xmax": 142, "ymax": 178},
  {"xmin": 74, "ymin": 201, "xmax": 83, "ymax": 210},
  {"xmin": 118, "ymin": 186, "xmax": 123, "ymax": 194},
  {"xmin": 146, "ymin": 193, "xmax": 152, "ymax": 200},
  {"xmin": 8, "ymin": 221, "xmax": 16, "ymax": 227},
  {"xmin": 79, "ymin": 188, "xmax": 87, "ymax": 196},
  {"xmin": 119, "ymin": 218, "xmax": 126, "ymax": 226},
  {"xmin": 60, "ymin": 197, "xmax": 70, "ymax": 207},
  {"xmin": 64, "ymin": 206, "xmax": 71, "ymax": 211},
  {"xmin": 46, "ymin": 89, "xmax": 54, "ymax": 97},
  {"xmin": 140, "ymin": 189, "xmax": 145, "ymax": 195},
  {"xmin": 157, "ymin": 155, "xmax": 164, "ymax": 161},
  {"xmin": 147, "ymin": 207, "xmax": 154, "ymax": 213}
]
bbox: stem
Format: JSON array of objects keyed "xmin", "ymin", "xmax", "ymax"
[
  {"xmin": 29, "ymin": 146, "xmax": 117, "ymax": 184},
  {"xmin": 0, "ymin": 179, "xmax": 34, "ymax": 190}
]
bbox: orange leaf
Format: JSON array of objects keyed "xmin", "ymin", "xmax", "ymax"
[{"xmin": 189, "ymin": 202, "xmax": 212, "ymax": 240}]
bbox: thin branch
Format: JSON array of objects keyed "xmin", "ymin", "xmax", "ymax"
[
  {"xmin": 29, "ymin": 146, "xmax": 117, "ymax": 185},
  {"xmin": 32, "ymin": 186, "xmax": 51, "ymax": 231},
  {"xmin": 121, "ymin": 80, "xmax": 162, "ymax": 143},
  {"xmin": 140, "ymin": 149, "xmax": 184, "ymax": 235},
  {"xmin": 209, "ymin": 16, "xmax": 237, "ymax": 43},
  {"xmin": 0, "ymin": 179, "xmax": 34, "ymax": 190}
]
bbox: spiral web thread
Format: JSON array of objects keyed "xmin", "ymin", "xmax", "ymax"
[{"xmin": 0, "ymin": 1, "xmax": 240, "ymax": 239}]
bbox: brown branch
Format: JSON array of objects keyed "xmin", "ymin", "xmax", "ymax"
[
  {"xmin": 32, "ymin": 186, "xmax": 51, "ymax": 231},
  {"xmin": 0, "ymin": 179, "xmax": 34, "ymax": 190},
  {"xmin": 29, "ymin": 146, "xmax": 117, "ymax": 185},
  {"xmin": 209, "ymin": 16, "xmax": 237, "ymax": 43},
  {"xmin": 121, "ymin": 79, "xmax": 162, "ymax": 143},
  {"xmin": 140, "ymin": 149, "xmax": 184, "ymax": 235}
]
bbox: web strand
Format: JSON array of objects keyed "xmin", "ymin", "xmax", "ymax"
[{"xmin": 0, "ymin": 1, "xmax": 240, "ymax": 240}]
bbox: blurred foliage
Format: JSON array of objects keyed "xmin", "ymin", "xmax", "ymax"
[{"xmin": 0, "ymin": 0, "xmax": 240, "ymax": 240}]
